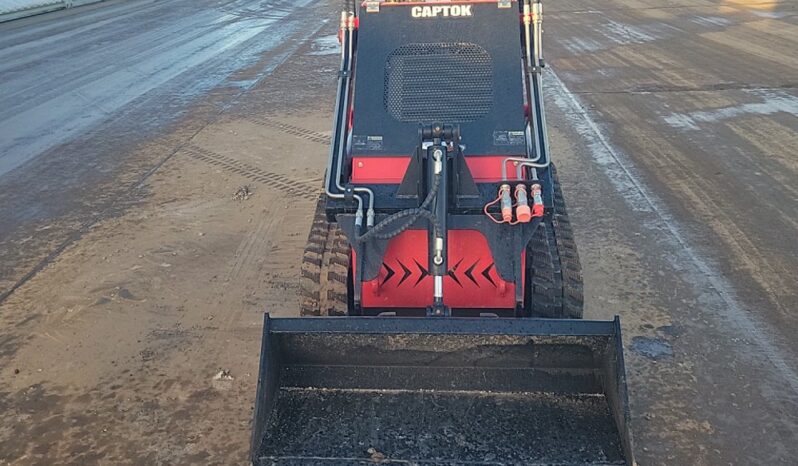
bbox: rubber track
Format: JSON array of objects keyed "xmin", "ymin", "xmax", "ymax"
[
  {"xmin": 552, "ymin": 165, "xmax": 585, "ymax": 318},
  {"xmin": 528, "ymin": 164, "xmax": 584, "ymax": 318},
  {"xmin": 299, "ymin": 194, "xmax": 349, "ymax": 316}
]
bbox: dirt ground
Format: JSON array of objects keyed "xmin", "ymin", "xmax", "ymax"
[
  {"xmin": 0, "ymin": 0, "xmax": 797, "ymax": 465},
  {"xmin": 0, "ymin": 2, "xmax": 338, "ymax": 463}
]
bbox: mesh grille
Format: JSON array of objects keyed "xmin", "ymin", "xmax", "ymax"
[{"xmin": 384, "ymin": 43, "xmax": 493, "ymax": 123}]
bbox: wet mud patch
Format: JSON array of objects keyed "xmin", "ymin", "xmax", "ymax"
[
  {"xmin": 0, "ymin": 383, "xmax": 96, "ymax": 463},
  {"xmin": 0, "ymin": 332, "xmax": 30, "ymax": 360},
  {"xmin": 0, "ymin": 368, "xmax": 247, "ymax": 465},
  {"xmin": 631, "ymin": 336, "xmax": 673, "ymax": 360},
  {"xmin": 307, "ymin": 34, "xmax": 340, "ymax": 56}
]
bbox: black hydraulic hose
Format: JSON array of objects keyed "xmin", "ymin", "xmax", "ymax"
[
  {"xmin": 375, "ymin": 209, "xmax": 441, "ymax": 240},
  {"xmin": 371, "ymin": 209, "xmax": 441, "ymax": 241},
  {"xmin": 355, "ymin": 171, "xmax": 442, "ymax": 243}
]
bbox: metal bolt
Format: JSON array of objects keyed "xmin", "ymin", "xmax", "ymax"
[{"xmin": 357, "ymin": 161, "xmax": 364, "ymax": 168}]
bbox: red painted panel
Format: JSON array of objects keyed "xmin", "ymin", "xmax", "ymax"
[
  {"xmin": 351, "ymin": 156, "xmax": 525, "ymax": 184},
  {"xmin": 358, "ymin": 229, "xmax": 521, "ymax": 309},
  {"xmin": 351, "ymin": 157, "xmax": 411, "ymax": 183}
]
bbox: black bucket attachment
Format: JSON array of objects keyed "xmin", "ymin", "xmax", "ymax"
[{"xmin": 251, "ymin": 315, "xmax": 635, "ymax": 465}]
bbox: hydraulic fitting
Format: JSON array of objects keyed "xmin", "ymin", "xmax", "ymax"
[
  {"xmin": 499, "ymin": 184, "xmax": 513, "ymax": 222},
  {"xmin": 523, "ymin": 2, "xmax": 531, "ymax": 26},
  {"xmin": 530, "ymin": 183, "xmax": 544, "ymax": 217},
  {"xmin": 433, "ymin": 237, "xmax": 444, "ymax": 265},
  {"xmin": 433, "ymin": 148, "xmax": 443, "ymax": 175},
  {"xmin": 338, "ymin": 11, "xmax": 347, "ymax": 44},
  {"xmin": 355, "ymin": 209, "xmax": 364, "ymax": 227},
  {"xmin": 515, "ymin": 184, "xmax": 532, "ymax": 223}
]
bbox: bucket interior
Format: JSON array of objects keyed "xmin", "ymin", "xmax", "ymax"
[{"xmin": 251, "ymin": 317, "xmax": 633, "ymax": 466}]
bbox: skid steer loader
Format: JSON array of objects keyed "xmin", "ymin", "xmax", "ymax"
[{"xmin": 251, "ymin": 1, "xmax": 635, "ymax": 464}]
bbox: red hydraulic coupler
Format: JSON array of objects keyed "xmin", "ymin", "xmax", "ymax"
[
  {"xmin": 530, "ymin": 183, "xmax": 544, "ymax": 217},
  {"xmin": 499, "ymin": 184, "xmax": 513, "ymax": 223},
  {"xmin": 515, "ymin": 184, "xmax": 532, "ymax": 223}
]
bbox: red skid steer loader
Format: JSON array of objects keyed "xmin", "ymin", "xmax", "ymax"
[{"xmin": 251, "ymin": 1, "xmax": 635, "ymax": 464}]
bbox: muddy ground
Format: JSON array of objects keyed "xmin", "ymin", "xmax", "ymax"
[{"xmin": 0, "ymin": 0, "xmax": 796, "ymax": 464}]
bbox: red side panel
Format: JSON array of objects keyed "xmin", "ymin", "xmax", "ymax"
[
  {"xmin": 358, "ymin": 229, "xmax": 520, "ymax": 309},
  {"xmin": 351, "ymin": 156, "xmax": 524, "ymax": 183}
]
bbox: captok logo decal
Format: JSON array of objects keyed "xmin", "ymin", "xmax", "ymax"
[{"xmin": 411, "ymin": 5, "xmax": 473, "ymax": 18}]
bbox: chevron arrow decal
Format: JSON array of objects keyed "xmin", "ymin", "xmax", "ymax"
[
  {"xmin": 447, "ymin": 258, "xmax": 464, "ymax": 287},
  {"xmin": 481, "ymin": 263, "xmax": 497, "ymax": 287},
  {"xmin": 397, "ymin": 260, "xmax": 412, "ymax": 287},
  {"xmin": 413, "ymin": 259, "xmax": 429, "ymax": 287},
  {"xmin": 382, "ymin": 262, "xmax": 395, "ymax": 285},
  {"xmin": 464, "ymin": 259, "xmax": 480, "ymax": 287}
]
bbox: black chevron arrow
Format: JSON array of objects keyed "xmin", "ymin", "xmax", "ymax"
[
  {"xmin": 413, "ymin": 259, "xmax": 429, "ymax": 287},
  {"xmin": 481, "ymin": 263, "xmax": 497, "ymax": 287},
  {"xmin": 382, "ymin": 262, "xmax": 395, "ymax": 285},
  {"xmin": 447, "ymin": 258, "xmax": 464, "ymax": 287},
  {"xmin": 464, "ymin": 259, "xmax": 480, "ymax": 287},
  {"xmin": 397, "ymin": 260, "xmax": 412, "ymax": 287}
]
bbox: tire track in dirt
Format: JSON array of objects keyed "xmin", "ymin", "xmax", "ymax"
[
  {"xmin": 183, "ymin": 144, "xmax": 319, "ymax": 195},
  {"xmin": 210, "ymin": 187, "xmax": 315, "ymax": 343},
  {"xmin": 219, "ymin": 211, "xmax": 282, "ymax": 333},
  {"xmin": 227, "ymin": 210, "xmax": 280, "ymax": 286},
  {"xmin": 246, "ymin": 116, "xmax": 331, "ymax": 145}
]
